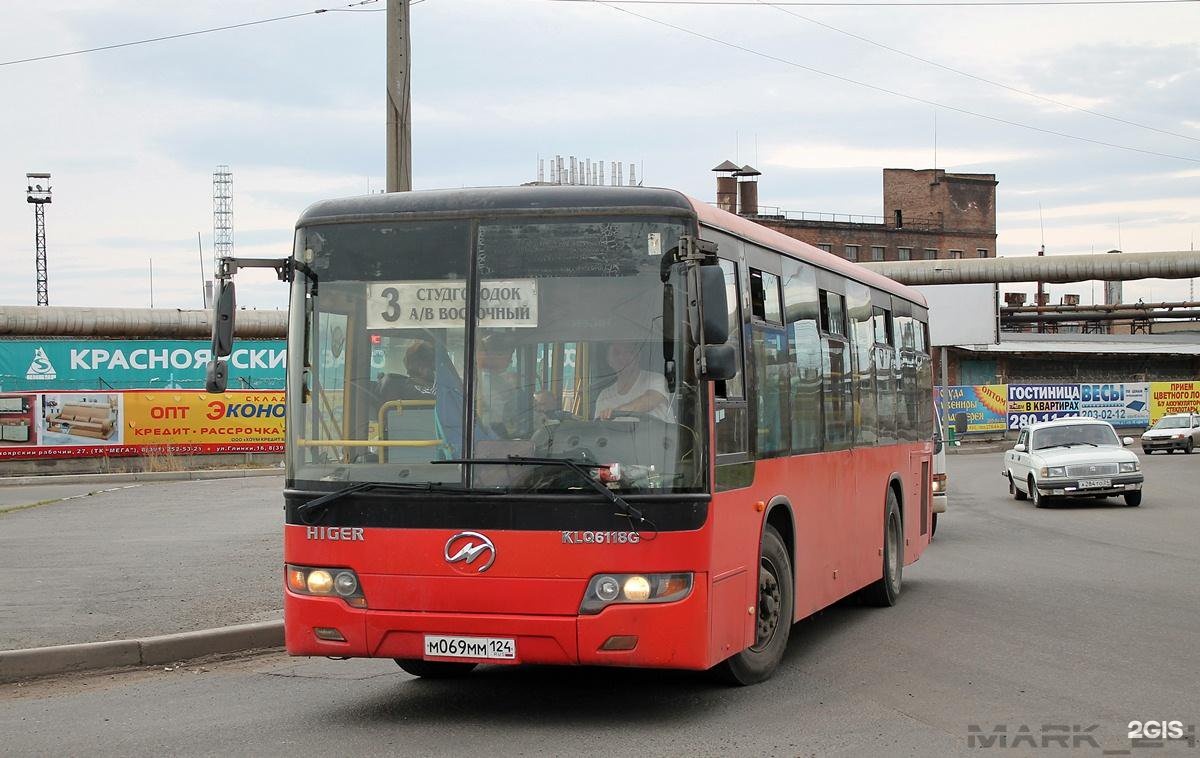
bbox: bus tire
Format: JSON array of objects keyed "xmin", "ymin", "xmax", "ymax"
[
  {"xmin": 394, "ymin": 659, "xmax": 477, "ymax": 679},
  {"xmin": 860, "ymin": 490, "xmax": 903, "ymax": 607},
  {"xmin": 713, "ymin": 524, "xmax": 793, "ymax": 686}
]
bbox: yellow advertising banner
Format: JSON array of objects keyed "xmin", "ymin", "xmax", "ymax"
[
  {"xmin": 123, "ymin": 391, "xmax": 285, "ymax": 450},
  {"xmin": 1148, "ymin": 381, "xmax": 1200, "ymax": 424}
]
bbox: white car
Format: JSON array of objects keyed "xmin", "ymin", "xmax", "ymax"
[
  {"xmin": 1140, "ymin": 413, "xmax": 1200, "ymax": 454},
  {"xmin": 1003, "ymin": 417, "xmax": 1143, "ymax": 508}
]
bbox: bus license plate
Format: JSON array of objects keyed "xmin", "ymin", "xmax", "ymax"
[
  {"xmin": 424, "ymin": 635, "xmax": 516, "ymax": 660},
  {"xmin": 1078, "ymin": 478, "xmax": 1111, "ymax": 489}
]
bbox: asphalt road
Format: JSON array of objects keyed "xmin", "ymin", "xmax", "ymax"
[
  {"xmin": 0, "ymin": 476, "xmax": 283, "ymax": 650},
  {"xmin": 2, "ymin": 449, "xmax": 1198, "ymax": 757}
]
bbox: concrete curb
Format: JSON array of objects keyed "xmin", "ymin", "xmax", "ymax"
[
  {"xmin": 0, "ymin": 468, "xmax": 283, "ymax": 488},
  {"xmin": 0, "ymin": 620, "xmax": 283, "ymax": 683}
]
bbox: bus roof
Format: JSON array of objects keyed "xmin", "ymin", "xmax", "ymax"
[
  {"xmin": 687, "ymin": 195, "xmax": 927, "ymax": 308},
  {"xmin": 296, "ymin": 185, "xmax": 925, "ymax": 308}
]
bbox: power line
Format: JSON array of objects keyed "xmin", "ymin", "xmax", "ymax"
[
  {"xmin": 751, "ymin": 0, "xmax": 1200, "ymax": 144},
  {"xmin": 596, "ymin": 1, "xmax": 1200, "ymax": 163},
  {"xmin": 553, "ymin": 0, "xmax": 1197, "ymax": 5},
  {"xmin": 0, "ymin": 0, "xmax": 425, "ymax": 69}
]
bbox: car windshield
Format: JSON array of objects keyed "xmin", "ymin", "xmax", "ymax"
[
  {"xmin": 1151, "ymin": 416, "xmax": 1191, "ymax": 430},
  {"xmin": 1031, "ymin": 423, "xmax": 1120, "ymax": 449},
  {"xmin": 286, "ymin": 216, "xmax": 704, "ymax": 494}
]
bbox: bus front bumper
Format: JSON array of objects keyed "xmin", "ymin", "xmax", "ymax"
[{"xmin": 284, "ymin": 577, "xmax": 713, "ymax": 670}]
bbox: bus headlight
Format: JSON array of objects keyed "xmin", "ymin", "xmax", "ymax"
[
  {"xmin": 287, "ymin": 565, "xmax": 367, "ymax": 608},
  {"xmin": 579, "ymin": 573, "xmax": 692, "ymax": 614}
]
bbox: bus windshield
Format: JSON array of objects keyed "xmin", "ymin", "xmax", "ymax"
[{"xmin": 287, "ymin": 216, "xmax": 705, "ymax": 494}]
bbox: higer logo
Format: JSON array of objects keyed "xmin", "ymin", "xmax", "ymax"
[{"xmin": 444, "ymin": 531, "xmax": 496, "ymax": 573}]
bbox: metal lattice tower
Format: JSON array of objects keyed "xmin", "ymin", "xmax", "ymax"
[
  {"xmin": 26, "ymin": 173, "xmax": 52, "ymax": 306},
  {"xmin": 213, "ymin": 165, "xmax": 233, "ymax": 269}
]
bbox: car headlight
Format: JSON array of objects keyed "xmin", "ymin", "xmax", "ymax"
[
  {"xmin": 286, "ymin": 565, "xmax": 367, "ymax": 608},
  {"xmin": 1119, "ymin": 461, "xmax": 1139, "ymax": 473},
  {"xmin": 1041, "ymin": 466, "xmax": 1067, "ymax": 478},
  {"xmin": 579, "ymin": 572, "xmax": 692, "ymax": 614},
  {"xmin": 1173, "ymin": 433, "xmax": 1186, "ymax": 440}
]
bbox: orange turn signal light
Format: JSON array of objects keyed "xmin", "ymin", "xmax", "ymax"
[{"xmin": 287, "ymin": 568, "xmax": 307, "ymax": 592}]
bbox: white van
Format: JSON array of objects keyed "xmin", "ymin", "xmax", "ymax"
[{"xmin": 932, "ymin": 403, "xmax": 948, "ymax": 535}]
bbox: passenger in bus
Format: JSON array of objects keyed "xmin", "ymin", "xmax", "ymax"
[
  {"xmin": 378, "ymin": 340, "xmax": 437, "ymax": 401},
  {"xmin": 476, "ymin": 332, "xmax": 521, "ymax": 437},
  {"xmin": 594, "ymin": 341, "xmax": 672, "ymax": 422}
]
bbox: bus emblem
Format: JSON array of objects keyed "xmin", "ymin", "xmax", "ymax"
[{"xmin": 444, "ymin": 531, "xmax": 496, "ymax": 573}]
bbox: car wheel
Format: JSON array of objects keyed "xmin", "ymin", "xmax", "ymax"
[
  {"xmin": 1009, "ymin": 473, "xmax": 1027, "ymax": 501},
  {"xmin": 1124, "ymin": 491, "xmax": 1142, "ymax": 507},
  {"xmin": 713, "ymin": 524, "xmax": 793, "ymax": 686},
  {"xmin": 1186, "ymin": 439, "xmax": 1194, "ymax": 454},
  {"xmin": 394, "ymin": 659, "xmax": 477, "ymax": 679},
  {"xmin": 1029, "ymin": 476, "xmax": 1048, "ymax": 508},
  {"xmin": 1141, "ymin": 447, "xmax": 1150, "ymax": 454},
  {"xmin": 931, "ymin": 512, "xmax": 938, "ymax": 538}
]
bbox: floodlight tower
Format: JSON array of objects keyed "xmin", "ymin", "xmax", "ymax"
[
  {"xmin": 26, "ymin": 173, "xmax": 52, "ymax": 306},
  {"xmin": 213, "ymin": 165, "xmax": 233, "ymax": 271}
]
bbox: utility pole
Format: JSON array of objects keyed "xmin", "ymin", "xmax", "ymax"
[
  {"xmin": 26, "ymin": 173, "xmax": 52, "ymax": 306},
  {"xmin": 386, "ymin": 0, "xmax": 412, "ymax": 192}
]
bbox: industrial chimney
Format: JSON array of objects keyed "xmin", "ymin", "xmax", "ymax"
[
  {"xmin": 713, "ymin": 160, "xmax": 739, "ymax": 213},
  {"xmin": 735, "ymin": 164, "xmax": 761, "ymax": 216}
]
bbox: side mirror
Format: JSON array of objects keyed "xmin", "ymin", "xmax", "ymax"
[
  {"xmin": 953, "ymin": 412, "xmax": 969, "ymax": 435},
  {"xmin": 211, "ymin": 279, "xmax": 236, "ymax": 358},
  {"xmin": 1014, "ymin": 443, "xmax": 1026, "ymax": 453},
  {"xmin": 1122, "ymin": 436, "xmax": 1133, "ymax": 446},
  {"xmin": 699, "ymin": 265, "xmax": 729, "ymax": 345},
  {"xmin": 932, "ymin": 430, "xmax": 944, "ymax": 455},
  {"xmin": 206, "ymin": 358, "xmax": 228, "ymax": 393},
  {"xmin": 700, "ymin": 344, "xmax": 737, "ymax": 381}
]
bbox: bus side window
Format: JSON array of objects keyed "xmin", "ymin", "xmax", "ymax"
[
  {"xmin": 715, "ymin": 258, "xmax": 748, "ymax": 459},
  {"xmin": 783, "ymin": 259, "xmax": 821, "ymax": 455},
  {"xmin": 749, "ymin": 268, "xmax": 789, "ymax": 457}
]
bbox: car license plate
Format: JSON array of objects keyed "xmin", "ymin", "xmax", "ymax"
[
  {"xmin": 1078, "ymin": 478, "xmax": 1111, "ymax": 489},
  {"xmin": 424, "ymin": 635, "xmax": 515, "ymax": 660}
]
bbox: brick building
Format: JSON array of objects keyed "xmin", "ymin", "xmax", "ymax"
[{"xmin": 732, "ymin": 167, "xmax": 997, "ymax": 263}]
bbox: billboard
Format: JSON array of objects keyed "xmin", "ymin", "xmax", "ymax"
[
  {"xmin": 0, "ymin": 390, "xmax": 284, "ymax": 459},
  {"xmin": 0, "ymin": 340, "xmax": 286, "ymax": 392},
  {"xmin": 912, "ymin": 283, "xmax": 999, "ymax": 347},
  {"xmin": 1078, "ymin": 383, "xmax": 1149, "ymax": 427},
  {"xmin": 1006, "ymin": 384, "xmax": 1081, "ymax": 430},
  {"xmin": 1149, "ymin": 381, "xmax": 1200, "ymax": 424},
  {"xmin": 937, "ymin": 385, "xmax": 1007, "ymax": 432}
]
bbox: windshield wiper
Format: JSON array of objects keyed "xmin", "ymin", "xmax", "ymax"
[
  {"xmin": 437, "ymin": 456, "xmax": 647, "ymax": 527},
  {"xmin": 296, "ymin": 481, "xmax": 472, "ymax": 524}
]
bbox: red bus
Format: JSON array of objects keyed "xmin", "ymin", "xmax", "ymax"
[{"xmin": 208, "ymin": 185, "xmax": 935, "ymax": 685}]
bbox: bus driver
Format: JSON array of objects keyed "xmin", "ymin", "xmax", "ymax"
[{"xmin": 594, "ymin": 341, "xmax": 672, "ymax": 422}]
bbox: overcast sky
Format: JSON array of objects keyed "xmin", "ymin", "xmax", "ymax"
[{"xmin": 1, "ymin": 0, "xmax": 1197, "ymax": 311}]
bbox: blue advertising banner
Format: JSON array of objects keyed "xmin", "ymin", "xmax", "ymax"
[
  {"xmin": 1006, "ymin": 383, "xmax": 1081, "ymax": 429},
  {"xmin": 1078, "ymin": 382, "xmax": 1150, "ymax": 427},
  {"xmin": 937, "ymin": 385, "xmax": 1007, "ymax": 433},
  {"xmin": 0, "ymin": 340, "xmax": 286, "ymax": 392}
]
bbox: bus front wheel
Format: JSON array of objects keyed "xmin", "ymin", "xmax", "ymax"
[
  {"xmin": 395, "ymin": 659, "xmax": 477, "ymax": 679},
  {"xmin": 714, "ymin": 524, "xmax": 793, "ymax": 686}
]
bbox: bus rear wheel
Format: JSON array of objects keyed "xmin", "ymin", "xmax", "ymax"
[
  {"xmin": 860, "ymin": 490, "xmax": 903, "ymax": 607},
  {"xmin": 394, "ymin": 659, "xmax": 477, "ymax": 679},
  {"xmin": 713, "ymin": 524, "xmax": 793, "ymax": 686}
]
